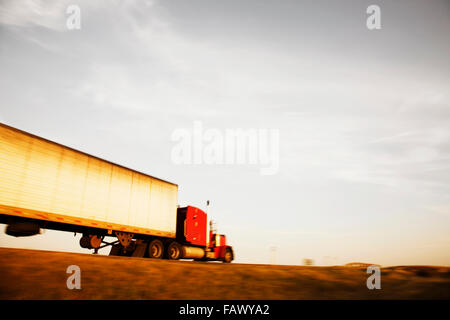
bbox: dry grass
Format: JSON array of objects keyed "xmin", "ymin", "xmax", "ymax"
[{"xmin": 0, "ymin": 247, "xmax": 449, "ymax": 299}]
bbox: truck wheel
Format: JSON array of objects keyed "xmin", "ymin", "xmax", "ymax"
[
  {"xmin": 223, "ymin": 248, "xmax": 233, "ymax": 263},
  {"xmin": 167, "ymin": 241, "xmax": 182, "ymax": 260},
  {"xmin": 148, "ymin": 239, "xmax": 164, "ymax": 259}
]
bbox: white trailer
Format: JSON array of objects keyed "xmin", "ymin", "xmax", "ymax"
[{"xmin": 0, "ymin": 123, "xmax": 178, "ymax": 238}]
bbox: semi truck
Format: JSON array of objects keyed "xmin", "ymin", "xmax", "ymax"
[{"xmin": 0, "ymin": 123, "xmax": 234, "ymax": 263}]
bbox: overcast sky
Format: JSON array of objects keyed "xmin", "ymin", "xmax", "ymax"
[{"xmin": 0, "ymin": 0, "xmax": 449, "ymax": 266}]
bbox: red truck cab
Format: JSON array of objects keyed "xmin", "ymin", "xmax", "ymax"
[{"xmin": 176, "ymin": 206, "xmax": 234, "ymax": 263}]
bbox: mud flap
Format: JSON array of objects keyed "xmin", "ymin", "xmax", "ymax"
[
  {"xmin": 132, "ymin": 242, "xmax": 147, "ymax": 258},
  {"xmin": 109, "ymin": 244, "xmax": 122, "ymax": 256}
]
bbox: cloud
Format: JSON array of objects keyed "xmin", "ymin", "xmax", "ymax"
[
  {"xmin": 0, "ymin": 0, "xmax": 67, "ymax": 30},
  {"xmin": 3, "ymin": 1, "xmax": 449, "ymax": 194},
  {"xmin": 1, "ymin": 0, "xmax": 450, "ymax": 266}
]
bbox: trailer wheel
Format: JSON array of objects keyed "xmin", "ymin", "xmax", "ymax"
[
  {"xmin": 223, "ymin": 248, "xmax": 233, "ymax": 263},
  {"xmin": 148, "ymin": 239, "xmax": 164, "ymax": 259},
  {"xmin": 167, "ymin": 241, "xmax": 182, "ymax": 260}
]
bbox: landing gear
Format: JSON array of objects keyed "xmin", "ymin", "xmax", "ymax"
[{"xmin": 80, "ymin": 235, "xmax": 103, "ymax": 251}]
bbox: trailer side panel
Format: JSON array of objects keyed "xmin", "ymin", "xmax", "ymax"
[{"xmin": 0, "ymin": 124, "xmax": 177, "ymax": 238}]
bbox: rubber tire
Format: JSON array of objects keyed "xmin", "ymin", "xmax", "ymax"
[
  {"xmin": 223, "ymin": 248, "xmax": 233, "ymax": 263},
  {"xmin": 167, "ymin": 241, "xmax": 182, "ymax": 260},
  {"xmin": 148, "ymin": 239, "xmax": 164, "ymax": 259}
]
